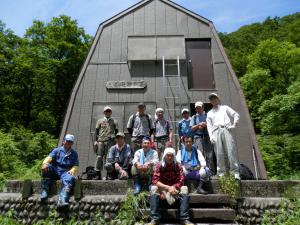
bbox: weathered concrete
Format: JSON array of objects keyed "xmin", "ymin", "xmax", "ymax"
[
  {"xmin": 1, "ymin": 180, "xmax": 299, "ymax": 224},
  {"xmin": 4, "ymin": 180, "xmax": 300, "ymax": 197}
]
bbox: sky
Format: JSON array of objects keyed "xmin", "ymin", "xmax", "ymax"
[{"xmin": 0, "ymin": 0, "xmax": 299, "ymax": 37}]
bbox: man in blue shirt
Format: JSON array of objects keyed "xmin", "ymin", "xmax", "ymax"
[
  {"xmin": 190, "ymin": 102, "xmax": 216, "ymax": 175},
  {"xmin": 104, "ymin": 132, "xmax": 133, "ymax": 180},
  {"xmin": 178, "ymin": 108, "xmax": 192, "ymax": 146},
  {"xmin": 40, "ymin": 134, "xmax": 79, "ymax": 207}
]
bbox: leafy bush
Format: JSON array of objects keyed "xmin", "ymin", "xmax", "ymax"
[
  {"xmin": 262, "ymin": 198, "xmax": 300, "ymax": 225},
  {"xmin": 218, "ymin": 173, "xmax": 240, "ymax": 199},
  {"xmin": 258, "ymin": 134, "xmax": 300, "ymax": 179}
]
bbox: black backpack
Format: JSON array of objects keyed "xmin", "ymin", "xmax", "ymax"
[
  {"xmin": 239, "ymin": 163, "xmax": 254, "ymax": 180},
  {"xmin": 81, "ymin": 166, "xmax": 97, "ymax": 180}
]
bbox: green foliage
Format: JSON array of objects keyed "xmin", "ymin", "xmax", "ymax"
[
  {"xmin": 259, "ymin": 81, "xmax": 300, "ymax": 135},
  {"xmin": 112, "ymin": 189, "xmax": 149, "ymax": 224},
  {"xmin": 258, "ymin": 134, "xmax": 300, "ymax": 179},
  {"xmin": 262, "ymin": 198, "xmax": 300, "ymax": 225},
  {"xmin": 0, "ymin": 16, "xmax": 92, "ymax": 136},
  {"xmin": 218, "ymin": 173, "xmax": 240, "ymax": 199}
]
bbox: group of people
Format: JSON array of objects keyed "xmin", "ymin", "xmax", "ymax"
[{"xmin": 40, "ymin": 93, "xmax": 241, "ymax": 225}]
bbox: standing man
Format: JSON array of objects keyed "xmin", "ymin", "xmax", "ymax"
[
  {"xmin": 94, "ymin": 106, "xmax": 118, "ymax": 180},
  {"xmin": 152, "ymin": 108, "xmax": 173, "ymax": 159},
  {"xmin": 190, "ymin": 102, "xmax": 216, "ymax": 175},
  {"xmin": 149, "ymin": 148, "xmax": 194, "ymax": 225},
  {"xmin": 178, "ymin": 108, "xmax": 193, "ymax": 145},
  {"xmin": 176, "ymin": 136, "xmax": 211, "ymax": 195},
  {"xmin": 41, "ymin": 134, "xmax": 79, "ymax": 207},
  {"xmin": 131, "ymin": 137, "xmax": 159, "ymax": 195},
  {"xmin": 104, "ymin": 132, "xmax": 133, "ymax": 180},
  {"xmin": 206, "ymin": 93, "xmax": 240, "ymax": 180},
  {"xmin": 127, "ymin": 102, "xmax": 154, "ymax": 152}
]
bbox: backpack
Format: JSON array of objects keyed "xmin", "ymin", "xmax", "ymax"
[
  {"xmin": 131, "ymin": 114, "xmax": 151, "ymax": 129},
  {"xmin": 81, "ymin": 166, "xmax": 97, "ymax": 180},
  {"xmin": 239, "ymin": 163, "xmax": 254, "ymax": 180}
]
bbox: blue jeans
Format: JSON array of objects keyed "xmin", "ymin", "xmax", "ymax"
[
  {"xmin": 149, "ymin": 194, "xmax": 190, "ymax": 222},
  {"xmin": 41, "ymin": 164, "xmax": 75, "ymax": 188}
]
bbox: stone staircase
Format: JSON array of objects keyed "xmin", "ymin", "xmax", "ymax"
[{"xmin": 1, "ymin": 180, "xmax": 300, "ymax": 224}]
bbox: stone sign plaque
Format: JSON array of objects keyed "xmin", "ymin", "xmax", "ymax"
[{"xmin": 106, "ymin": 80, "xmax": 147, "ymax": 90}]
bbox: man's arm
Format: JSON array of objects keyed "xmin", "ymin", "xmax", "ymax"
[
  {"xmin": 173, "ymin": 163, "xmax": 184, "ymax": 190},
  {"xmin": 127, "ymin": 115, "xmax": 133, "ymax": 135},
  {"xmin": 168, "ymin": 122, "xmax": 173, "ymax": 142},
  {"xmin": 197, "ymin": 149, "xmax": 206, "ymax": 167},
  {"xmin": 206, "ymin": 115, "xmax": 213, "ymax": 138},
  {"xmin": 68, "ymin": 151, "xmax": 79, "ymax": 176},
  {"xmin": 226, "ymin": 106, "xmax": 240, "ymax": 126},
  {"xmin": 106, "ymin": 146, "xmax": 116, "ymax": 164}
]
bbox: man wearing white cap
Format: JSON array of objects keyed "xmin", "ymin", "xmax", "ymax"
[
  {"xmin": 152, "ymin": 108, "xmax": 173, "ymax": 159},
  {"xmin": 149, "ymin": 147, "xmax": 193, "ymax": 225},
  {"xmin": 190, "ymin": 102, "xmax": 216, "ymax": 174},
  {"xmin": 206, "ymin": 93, "xmax": 240, "ymax": 180},
  {"xmin": 40, "ymin": 134, "xmax": 79, "ymax": 207},
  {"xmin": 178, "ymin": 108, "xmax": 192, "ymax": 146},
  {"xmin": 94, "ymin": 106, "xmax": 118, "ymax": 180}
]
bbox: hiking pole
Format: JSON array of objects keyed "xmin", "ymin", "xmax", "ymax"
[{"xmin": 252, "ymin": 145, "xmax": 259, "ymax": 180}]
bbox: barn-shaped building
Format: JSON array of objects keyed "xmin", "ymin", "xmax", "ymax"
[{"xmin": 59, "ymin": 0, "xmax": 267, "ymax": 179}]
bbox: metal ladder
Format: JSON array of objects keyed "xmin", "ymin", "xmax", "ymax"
[{"xmin": 162, "ymin": 56, "xmax": 181, "ymax": 149}]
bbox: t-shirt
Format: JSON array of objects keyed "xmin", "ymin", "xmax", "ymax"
[
  {"xmin": 190, "ymin": 113, "xmax": 208, "ymax": 137},
  {"xmin": 95, "ymin": 117, "xmax": 118, "ymax": 141}
]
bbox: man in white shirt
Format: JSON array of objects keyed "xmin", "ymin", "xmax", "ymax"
[
  {"xmin": 206, "ymin": 93, "xmax": 241, "ymax": 180},
  {"xmin": 131, "ymin": 137, "xmax": 159, "ymax": 195}
]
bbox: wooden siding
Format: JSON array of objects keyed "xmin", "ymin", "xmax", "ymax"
[{"xmin": 60, "ymin": 0, "xmax": 266, "ymax": 178}]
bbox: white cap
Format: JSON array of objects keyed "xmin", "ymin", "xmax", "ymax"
[
  {"xmin": 103, "ymin": 106, "xmax": 112, "ymax": 112},
  {"xmin": 155, "ymin": 108, "xmax": 164, "ymax": 113},
  {"xmin": 181, "ymin": 108, "xmax": 190, "ymax": 114},
  {"xmin": 208, "ymin": 93, "xmax": 219, "ymax": 100},
  {"xmin": 195, "ymin": 101, "xmax": 204, "ymax": 108},
  {"xmin": 163, "ymin": 147, "xmax": 176, "ymax": 159},
  {"xmin": 64, "ymin": 134, "xmax": 75, "ymax": 142}
]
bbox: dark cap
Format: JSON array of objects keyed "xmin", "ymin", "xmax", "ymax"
[
  {"xmin": 116, "ymin": 132, "xmax": 125, "ymax": 138},
  {"xmin": 142, "ymin": 136, "xmax": 151, "ymax": 142},
  {"xmin": 137, "ymin": 102, "xmax": 146, "ymax": 108}
]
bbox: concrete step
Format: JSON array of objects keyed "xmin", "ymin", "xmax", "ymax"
[
  {"xmin": 189, "ymin": 194, "xmax": 232, "ymax": 205},
  {"xmin": 4, "ymin": 179, "xmax": 300, "ymax": 197},
  {"xmin": 143, "ymin": 208, "xmax": 236, "ymax": 222}
]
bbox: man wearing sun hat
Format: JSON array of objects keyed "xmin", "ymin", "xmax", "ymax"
[
  {"xmin": 149, "ymin": 147, "xmax": 193, "ymax": 225},
  {"xmin": 93, "ymin": 106, "xmax": 118, "ymax": 180},
  {"xmin": 206, "ymin": 93, "xmax": 240, "ymax": 180},
  {"xmin": 40, "ymin": 134, "xmax": 79, "ymax": 207},
  {"xmin": 152, "ymin": 107, "xmax": 173, "ymax": 159}
]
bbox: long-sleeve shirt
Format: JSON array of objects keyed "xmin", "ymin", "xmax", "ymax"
[
  {"xmin": 178, "ymin": 118, "xmax": 193, "ymax": 138},
  {"xmin": 152, "ymin": 162, "xmax": 184, "ymax": 190},
  {"xmin": 206, "ymin": 105, "xmax": 240, "ymax": 138},
  {"xmin": 106, "ymin": 144, "xmax": 133, "ymax": 170}
]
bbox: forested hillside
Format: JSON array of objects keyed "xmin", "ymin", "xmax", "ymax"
[
  {"xmin": 0, "ymin": 13, "xmax": 299, "ymax": 186},
  {"xmin": 220, "ymin": 13, "xmax": 300, "ymax": 178}
]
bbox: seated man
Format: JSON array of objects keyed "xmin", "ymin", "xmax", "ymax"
[
  {"xmin": 149, "ymin": 148, "xmax": 194, "ymax": 225},
  {"xmin": 176, "ymin": 136, "xmax": 211, "ymax": 195},
  {"xmin": 40, "ymin": 134, "xmax": 79, "ymax": 207},
  {"xmin": 104, "ymin": 132, "xmax": 133, "ymax": 180},
  {"xmin": 131, "ymin": 137, "xmax": 159, "ymax": 195}
]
